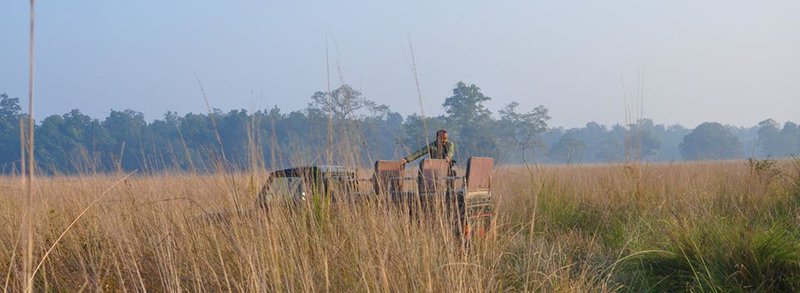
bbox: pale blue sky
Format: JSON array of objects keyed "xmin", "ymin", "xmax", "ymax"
[{"xmin": 1, "ymin": 0, "xmax": 798, "ymax": 128}]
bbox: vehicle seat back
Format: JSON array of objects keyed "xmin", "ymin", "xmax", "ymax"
[
  {"xmin": 419, "ymin": 159, "xmax": 449, "ymax": 194},
  {"xmin": 374, "ymin": 160, "xmax": 404, "ymax": 195}
]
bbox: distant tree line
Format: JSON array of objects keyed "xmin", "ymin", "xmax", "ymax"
[{"xmin": 1, "ymin": 83, "xmax": 798, "ymax": 174}]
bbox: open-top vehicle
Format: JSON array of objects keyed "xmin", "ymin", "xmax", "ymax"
[{"xmin": 256, "ymin": 157, "xmax": 495, "ymax": 240}]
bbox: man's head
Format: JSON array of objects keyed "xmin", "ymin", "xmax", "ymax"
[{"xmin": 436, "ymin": 129, "xmax": 448, "ymax": 145}]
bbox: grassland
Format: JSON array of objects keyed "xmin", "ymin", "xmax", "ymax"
[{"xmin": 2, "ymin": 159, "xmax": 800, "ymax": 291}]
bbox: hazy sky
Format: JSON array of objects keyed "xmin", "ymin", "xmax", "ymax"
[{"xmin": 1, "ymin": 0, "xmax": 798, "ymax": 128}]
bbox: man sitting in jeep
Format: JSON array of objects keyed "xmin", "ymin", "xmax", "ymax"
[{"xmin": 401, "ymin": 129, "xmax": 456, "ymax": 169}]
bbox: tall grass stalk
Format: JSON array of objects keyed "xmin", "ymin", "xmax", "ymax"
[
  {"xmin": 407, "ymin": 35, "xmax": 432, "ymax": 151},
  {"xmin": 195, "ymin": 73, "xmax": 227, "ymax": 166},
  {"xmin": 325, "ymin": 34, "xmax": 333, "ymax": 166},
  {"xmin": 23, "ymin": 1, "xmax": 36, "ymax": 292},
  {"xmin": 19, "ymin": 117, "xmax": 26, "ymax": 187}
]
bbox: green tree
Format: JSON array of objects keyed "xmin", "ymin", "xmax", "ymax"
[
  {"xmin": 35, "ymin": 109, "xmax": 111, "ymax": 173},
  {"xmin": 308, "ymin": 84, "xmax": 376, "ymax": 120},
  {"xmin": 0, "ymin": 94, "xmax": 22, "ymax": 172},
  {"xmin": 147, "ymin": 111, "xmax": 184, "ymax": 170},
  {"xmin": 781, "ymin": 122, "xmax": 800, "ymax": 156},
  {"xmin": 680, "ymin": 122, "xmax": 742, "ymax": 160},
  {"xmin": 103, "ymin": 109, "xmax": 147, "ymax": 170},
  {"xmin": 443, "ymin": 82, "xmax": 492, "ymax": 125},
  {"xmin": 653, "ymin": 124, "xmax": 690, "ymax": 161},
  {"xmin": 575, "ymin": 122, "xmax": 613, "ymax": 162},
  {"xmin": 442, "ymin": 82, "xmax": 497, "ymax": 159},
  {"xmin": 219, "ymin": 109, "xmax": 252, "ymax": 166},
  {"xmin": 548, "ymin": 132, "xmax": 586, "ymax": 164},
  {"xmin": 627, "ymin": 119, "xmax": 662, "ymax": 160},
  {"xmin": 757, "ymin": 119, "xmax": 781, "ymax": 157},
  {"xmin": 498, "ymin": 101, "xmax": 550, "ymax": 164},
  {"xmin": 0, "ymin": 93, "xmax": 22, "ymax": 119}
]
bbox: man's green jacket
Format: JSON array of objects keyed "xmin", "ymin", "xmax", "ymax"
[{"xmin": 404, "ymin": 141, "xmax": 456, "ymax": 162}]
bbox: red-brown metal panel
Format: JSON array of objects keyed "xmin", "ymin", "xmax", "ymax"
[
  {"xmin": 374, "ymin": 160, "xmax": 404, "ymax": 194},
  {"xmin": 419, "ymin": 159, "xmax": 449, "ymax": 193},
  {"xmin": 466, "ymin": 157, "xmax": 493, "ymax": 191}
]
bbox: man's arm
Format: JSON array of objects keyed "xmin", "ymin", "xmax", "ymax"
[
  {"xmin": 445, "ymin": 141, "xmax": 455, "ymax": 161},
  {"xmin": 404, "ymin": 143, "xmax": 431, "ymax": 163}
]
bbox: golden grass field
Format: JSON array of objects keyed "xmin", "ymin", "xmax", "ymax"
[{"xmin": 2, "ymin": 159, "xmax": 800, "ymax": 291}]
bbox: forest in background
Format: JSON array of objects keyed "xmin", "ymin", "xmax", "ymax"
[{"xmin": 1, "ymin": 82, "xmax": 798, "ymax": 174}]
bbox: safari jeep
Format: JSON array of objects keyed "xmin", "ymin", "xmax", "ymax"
[{"xmin": 255, "ymin": 157, "xmax": 495, "ymax": 241}]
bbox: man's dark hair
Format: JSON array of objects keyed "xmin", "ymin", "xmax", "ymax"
[{"xmin": 436, "ymin": 129, "xmax": 447, "ymax": 137}]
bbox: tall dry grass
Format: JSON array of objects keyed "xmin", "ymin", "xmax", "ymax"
[{"xmin": 2, "ymin": 159, "xmax": 800, "ymax": 291}]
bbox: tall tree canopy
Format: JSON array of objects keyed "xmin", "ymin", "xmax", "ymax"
[
  {"xmin": 442, "ymin": 82, "xmax": 497, "ymax": 159},
  {"xmin": 680, "ymin": 122, "xmax": 742, "ymax": 160},
  {"xmin": 498, "ymin": 102, "xmax": 550, "ymax": 163},
  {"xmin": 0, "ymin": 93, "xmax": 23, "ymax": 171}
]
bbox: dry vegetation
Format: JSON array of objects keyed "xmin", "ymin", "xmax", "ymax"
[{"xmin": 2, "ymin": 159, "xmax": 800, "ymax": 291}]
